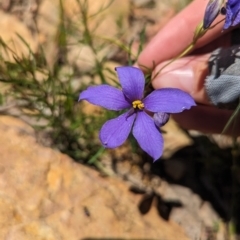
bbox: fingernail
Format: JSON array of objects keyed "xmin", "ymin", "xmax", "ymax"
[{"xmin": 152, "ymin": 57, "xmax": 195, "ymax": 93}]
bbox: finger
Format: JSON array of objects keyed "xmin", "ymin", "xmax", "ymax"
[
  {"xmin": 172, "ymin": 105, "xmax": 240, "ymax": 136},
  {"xmin": 152, "ymin": 54, "xmax": 210, "ymax": 104},
  {"xmin": 138, "ymin": 0, "xmax": 228, "ymax": 70},
  {"xmin": 192, "ymin": 30, "xmax": 232, "ymax": 54}
]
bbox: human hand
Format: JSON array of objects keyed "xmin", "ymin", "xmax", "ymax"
[{"xmin": 137, "ymin": 0, "xmax": 240, "ymax": 135}]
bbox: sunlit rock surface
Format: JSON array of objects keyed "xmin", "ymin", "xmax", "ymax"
[{"xmin": 0, "ymin": 116, "xmax": 189, "ymax": 240}]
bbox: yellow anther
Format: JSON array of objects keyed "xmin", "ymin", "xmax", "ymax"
[{"xmin": 132, "ymin": 100, "xmax": 144, "ymax": 110}]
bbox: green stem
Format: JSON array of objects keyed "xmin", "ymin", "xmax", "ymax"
[
  {"xmin": 146, "ymin": 21, "xmax": 209, "ymax": 87},
  {"xmin": 222, "ymin": 101, "xmax": 240, "ymax": 135},
  {"xmin": 93, "ymin": 160, "xmax": 114, "ymax": 176},
  {"xmin": 88, "ymin": 146, "xmax": 105, "ymax": 164},
  {"xmin": 88, "ymin": 147, "xmax": 114, "ymax": 176},
  {"xmin": 151, "ymin": 43, "xmax": 195, "ymax": 82},
  {"xmin": 94, "ymin": 34, "xmax": 137, "ymax": 58}
]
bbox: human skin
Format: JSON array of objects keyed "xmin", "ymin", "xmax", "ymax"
[{"xmin": 137, "ymin": 0, "xmax": 240, "ymax": 135}]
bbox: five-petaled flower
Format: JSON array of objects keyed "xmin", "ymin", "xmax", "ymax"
[
  {"xmin": 79, "ymin": 66, "xmax": 196, "ymax": 161},
  {"xmin": 224, "ymin": 0, "xmax": 240, "ymax": 29}
]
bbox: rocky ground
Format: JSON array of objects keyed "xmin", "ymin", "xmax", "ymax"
[{"xmin": 0, "ymin": 0, "xmax": 237, "ymax": 239}]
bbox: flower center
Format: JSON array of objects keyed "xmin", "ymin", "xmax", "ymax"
[{"xmin": 132, "ymin": 100, "xmax": 144, "ymax": 110}]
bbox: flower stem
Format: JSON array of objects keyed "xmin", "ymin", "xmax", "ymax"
[
  {"xmin": 148, "ymin": 18, "xmax": 231, "ymax": 85},
  {"xmin": 87, "ymin": 146, "xmax": 114, "ymax": 176},
  {"xmin": 151, "ymin": 42, "xmax": 194, "ymax": 82},
  {"xmin": 88, "ymin": 146, "xmax": 105, "ymax": 164},
  {"xmin": 148, "ymin": 21, "xmax": 207, "ymax": 86}
]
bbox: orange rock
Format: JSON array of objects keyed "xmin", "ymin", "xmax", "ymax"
[
  {"xmin": 0, "ymin": 10, "xmax": 38, "ymax": 62},
  {"xmin": 0, "ymin": 116, "xmax": 189, "ymax": 240}
]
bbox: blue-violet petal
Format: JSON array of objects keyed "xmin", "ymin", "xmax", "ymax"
[
  {"xmin": 79, "ymin": 85, "xmax": 131, "ymax": 110},
  {"xmin": 115, "ymin": 66, "xmax": 145, "ymax": 102},
  {"xmin": 224, "ymin": 0, "xmax": 240, "ymax": 29},
  {"xmin": 143, "ymin": 88, "xmax": 196, "ymax": 113},
  {"xmin": 99, "ymin": 111, "xmax": 136, "ymax": 148},
  {"xmin": 224, "ymin": 4, "xmax": 234, "ymax": 29},
  {"xmin": 153, "ymin": 112, "xmax": 170, "ymax": 127},
  {"xmin": 132, "ymin": 111, "xmax": 163, "ymax": 161},
  {"xmin": 203, "ymin": 0, "xmax": 222, "ymax": 29}
]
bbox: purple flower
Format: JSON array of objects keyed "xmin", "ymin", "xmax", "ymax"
[
  {"xmin": 153, "ymin": 112, "xmax": 170, "ymax": 127},
  {"xmin": 79, "ymin": 66, "xmax": 196, "ymax": 161},
  {"xmin": 203, "ymin": 0, "xmax": 222, "ymax": 29},
  {"xmin": 223, "ymin": 0, "xmax": 240, "ymax": 29}
]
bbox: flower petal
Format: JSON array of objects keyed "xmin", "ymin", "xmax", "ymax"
[
  {"xmin": 224, "ymin": 4, "xmax": 234, "ymax": 29},
  {"xmin": 79, "ymin": 85, "xmax": 131, "ymax": 110},
  {"xmin": 203, "ymin": 0, "xmax": 222, "ymax": 29},
  {"xmin": 115, "ymin": 66, "xmax": 145, "ymax": 101},
  {"xmin": 133, "ymin": 111, "xmax": 163, "ymax": 161},
  {"xmin": 143, "ymin": 88, "xmax": 196, "ymax": 113},
  {"xmin": 99, "ymin": 111, "xmax": 136, "ymax": 148},
  {"xmin": 153, "ymin": 112, "xmax": 170, "ymax": 127},
  {"xmin": 224, "ymin": 0, "xmax": 240, "ymax": 29},
  {"xmin": 230, "ymin": 3, "xmax": 240, "ymax": 26}
]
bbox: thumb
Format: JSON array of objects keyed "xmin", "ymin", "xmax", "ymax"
[{"xmin": 151, "ymin": 54, "xmax": 211, "ymax": 105}]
